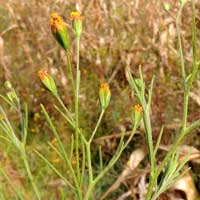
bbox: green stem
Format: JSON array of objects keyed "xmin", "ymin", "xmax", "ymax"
[
  {"xmin": 186, "ymin": 119, "xmax": 200, "ymax": 134},
  {"xmin": 182, "ymin": 91, "xmax": 189, "ymax": 130},
  {"xmin": 128, "ymin": 69, "xmax": 155, "ymax": 175},
  {"xmin": 17, "ymin": 100, "xmax": 24, "ymax": 140},
  {"xmin": 176, "ymin": 5, "xmax": 186, "ymax": 83},
  {"xmin": 75, "ymin": 36, "xmax": 81, "ymax": 183},
  {"xmin": 80, "ymin": 133, "xmax": 86, "ymax": 186},
  {"xmin": 89, "ymin": 110, "xmax": 105, "ymax": 143},
  {"xmin": 41, "ymin": 105, "xmax": 82, "ymax": 199},
  {"xmin": 22, "ymin": 151, "xmax": 41, "ymax": 200},
  {"xmin": 176, "ymin": 5, "xmax": 188, "ymax": 130},
  {"xmin": 142, "ymin": 101, "xmax": 155, "ymax": 177},
  {"xmin": 84, "ymin": 147, "xmax": 123, "ymax": 200},
  {"xmin": 56, "ymin": 95, "xmax": 74, "ymax": 123},
  {"xmin": 66, "ymin": 51, "xmax": 75, "ymax": 96},
  {"xmin": 84, "ymin": 127, "xmax": 136, "ymax": 200},
  {"xmin": 84, "ymin": 184, "xmax": 94, "ymax": 200},
  {"xmin": 86, "ymin": 110, "xmax": 105, "ymax": 184},
  {"xmin": 188, "ymin": 0, "xmax": 198, "ymax": 89},
  {"xmin": 145, "ymin": 130, "xmax": 185, "ymax": 200},
  {"xmin": 86, "ymin": 143, "xmax": 93, "ymax": 184}
]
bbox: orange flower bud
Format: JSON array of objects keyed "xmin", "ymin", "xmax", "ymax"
[
  {"xmin": 70, "ymin": 11, "xmax": 82, "ymax": 37},
  {"xmin": 99, "ymin": 83, "xmax": 111, "ymax": 110},
  {"xmin": 133, "ymin": 104, "xmax": 143, "ymax": 113},
  {"xmin": 50, "ymin": 13, "xmax": 70, "ymax": 51},
  {"xmin": 50, "ymin": 13, "xmax": 65, "ymax": 32},
  {"xmin": 38, "ymin": 70, "xmax": 48, "ymax": 80},
  {"xmin": 38, "ymin": 70, "xmax": 58, "ymax": 96},
  {"xmin": 131, "ymin": 104, "xmax": 143, "ymax": 129}
]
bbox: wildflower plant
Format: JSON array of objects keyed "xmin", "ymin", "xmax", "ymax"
[
  {"xmin": 0, "ymin": 0, "xmax": 199, "ymax": 199},
  {"xmin": 34, "ymin": 10, "xmax": 143, "ymax": 200},
  {"xmin": 126, "ymin": 0, "xmax": 199, "ymax": 199}
]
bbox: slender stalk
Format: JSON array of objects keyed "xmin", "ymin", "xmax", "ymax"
[
  {"xmin": 186, "ymin": 119, "xmax": 200, "ymax": 134},
  {"xmin": 22, "ymin": 104, "xmax": 28, "ymax": 145},
  {"xmin": 66, "ymin": 51, "xmax": 75, "ymax": 96},
  {"xmin": 86, "ymin": 143, "xmax": 93, "ymax": 184},
  {"xmin": 89, "ymin": 110, "xmax": 104, "ymax": 143},
  {"xmin": 142, "ymin": 100, "xmax": 155, "ymax": 177},
  {"xmin": 85, "ymin": 110, "xmax": 105, "ymax": 186},
  {"xmin": 84, "ymin": 184, "xmax": 94, "ymax": 200},
  {"xmin": 187, "ymin": 0, "xmax": 198, "ymax": 89},
  {"xmin": 17, "ymin": 100, "xmax": 24, "ymax": 140},
  {"xmin": 175, "ymin": 5, "xmax": 186, "ymax": 82},
  {"xmin": 175, "ymin": 5, "xmax": 189, "ymax": 130},
  {"xmin": 175, "ymin": 5, "xmax": 188, "ymax": 130},
  {"xmin": 22, "ymin": 151, "xmax": 41, "ymax": 200},
  {"xmin": 84, "ymin": 127, "xmax": 136, "ymax": 200},
  {"xmin": 182, "ymin": 92, "xmax": 189, "ymax": 130},
  {"xmin": 41, "ymin": 105, "xmax": 82, "ymax": 199},
  {"xmin": 84, "ymin": 152, "xmax": 122, "ymax": 200},
  {"xmin": 154, "ymin": 126, "xmax": 164, "ymax": 156},
  {"xmin": 55, "ymin": 95, "xmax": 74, "ymax": 123},
  {"xmin": 93, "ymin": 151, "xmax": 122, "ymax": 186},
  {"xmin": 99, "ymin": 145, "xmax": 103, "ymax": 171},
  {"xmin": 80, "ymin": 134, "xmax": 86, "ymax": 186},
  {"xmin": 75, "ymin": 36, "xmax": 81, "ymax": 183},
  {"xmin": 35, "ymin": 150, "xmax": 75, "ymax": 191}
]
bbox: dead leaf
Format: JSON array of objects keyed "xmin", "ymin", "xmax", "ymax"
[{"xmin": 172, "ymin": 172, "xmax": 199, "ymax": 200}]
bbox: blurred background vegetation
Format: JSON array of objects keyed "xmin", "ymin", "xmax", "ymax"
[{"xmin": 0, "ymin": 0, "xmax": 200, "ymax": 199}]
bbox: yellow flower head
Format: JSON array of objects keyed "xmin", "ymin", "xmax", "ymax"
[
  {"xmin": 50, "ymin": 13, "xmax": 65, "ymax": 32},
  {"xmin": 132, "ymin": 104, "xmax": 143, "ymax": 113},
  {"xmin": 70, "ymin": 11, "xmax": 82, "ymax": 21},
  {"xmin": 100, "ymin": 83, "xmax": 110, "ymax": 93},
  {"xmin": 38, "ymin": 70, "xmax": 48, "ymax": 80}
]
